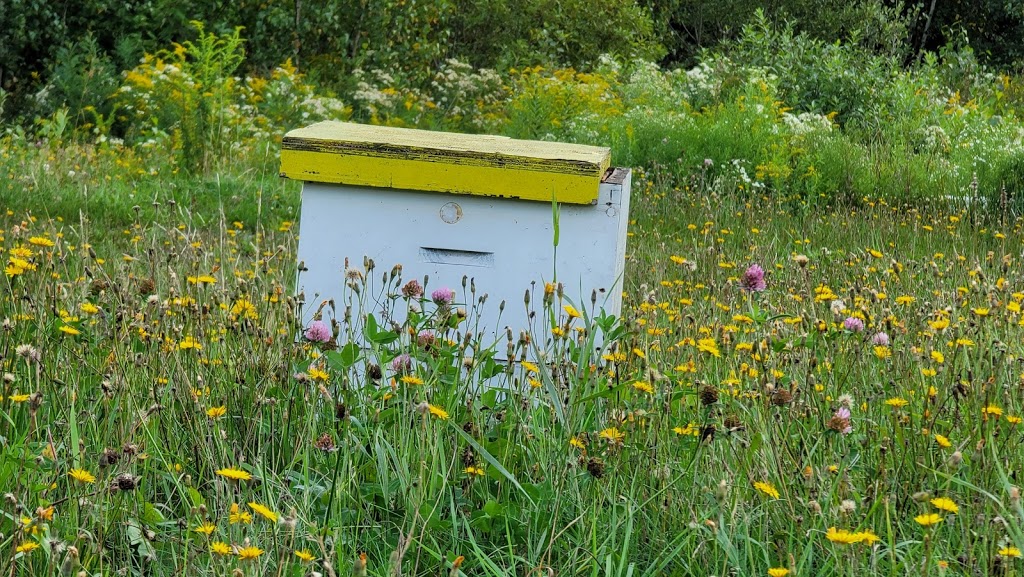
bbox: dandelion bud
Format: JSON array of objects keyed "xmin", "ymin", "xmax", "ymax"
[
  {"xmin": 949, "ymin": 449, "xmax": 965, "ymax": 467},
  {"xmin": 715, "ymin": 479, "xmax": 729, "ymax": 503}
]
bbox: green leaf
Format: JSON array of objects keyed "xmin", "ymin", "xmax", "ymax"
[{"xmin": 326, "ymin": 343, "xmax": 362, "ymax": 370}]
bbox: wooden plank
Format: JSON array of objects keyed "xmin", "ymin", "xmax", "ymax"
[{"xmin": 280, "ymin": 121, "xmax": 610, "ymax": 204}]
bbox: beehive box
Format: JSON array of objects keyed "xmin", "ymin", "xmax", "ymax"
[{"xmin": 280, "ymin": 121, "xmax": 631, "ymax": 343}]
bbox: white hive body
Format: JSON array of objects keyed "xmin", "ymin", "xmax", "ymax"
[{"xmin": 280, "ymin": 121, "xmax": 631, "ymax": 347}]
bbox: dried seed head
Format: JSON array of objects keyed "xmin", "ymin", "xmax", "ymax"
[{"xmin": 699, "ymin": 385, "xmax": 719, "ymax": 406}]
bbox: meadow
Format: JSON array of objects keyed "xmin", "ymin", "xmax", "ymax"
[{"xmin": 4, "ymin": 19, "xmax": 1024, "ymax": 577}]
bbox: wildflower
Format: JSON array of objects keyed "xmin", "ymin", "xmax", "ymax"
[
  {"xmin": 216, "ymin": 467, "xmax": 252, "ymax": 481},
  {"xmin": 28, "ymin": 236, "xmax": 54, "ymax": 247},
  {"xmin": 431, "ymin": 287, "xmax": 456, "ymax": 305},
  {"xmin": 464, "ymin": 466, "xmax": 485, "ymax": 476},
  {"xmin": 206, "ymin": 406, "xmax": 227, "ymax": 419},
  {"xmin": 229, "ymin": 298, "xmax": 258, "ymax": 321},
  {"xmin": 753, "ymin": 481, "xmax": 780, "ymax": 499},
  {"xmin": 237, "ymin": 545, "xmax": 264, "ymax": 560},
  {"xmin": 740, "ymin": 264, "xmax": 767, "ymax": 292},
  {"xmin": 229, "ymin": 503, "xmax": 253, "ymax": 524},
  {"xmin": 194, "ymin": 523, "xmax": 216, "ymax": 535},
  {"xmin": 696, "ymin": 338, "xmax": 720, "ymax": 357},
  {"xmin": 570, "ymin": 436, "xmax": 586, "ymax": 449},
  {"xmin": 211, "ymin": 541, "xmax": 232, "ymax": 555},
  {"xmin": 402, "ymin": 279, "xmax": 424, "ymax": 298},
  {"xmin": 391, "ymin": 354, "xmax": 412, "ymax": 374},
  {"xmin": 884, "ymin": 398, "xmax": 909, "ymax": 408},
  {"xmin": 843, "ymin": 317, "xmax": 864, "ymax": 332},
  {"xmin": 827, "ymin": 407, "xmax": 853, "ymax": 434},
  {"xmin": 768, "ymin": 569, "xmax": 789, "ymax": 577},
  {"xmin": 984, "ymin": 405, "xmax": 1003, "ymax": 418},
  {"xmin": 855, "ymin": 530, "xmax": 881, "ymax": 544},
  {"xmin": 59, "ymin": 325, "xmax": 80, "ymax": 336},
  {"xmin": 930, "ymin": 497, "xmax": 958, "ymax": 514},
  {"xmin": 80, "ymin": 302, "xmax": 99, "ymax": 314},
  {"xmin": 400, "ymin": 375, "xmax": 424, "ymax": 385},
  {"xmin": 248, "ymin": 502, "xmax": 278, "ymax": 523},
  {"xmin": 307, "ymin": 367, "xmax": 329, "ymax": 382},
  {"xmin": 428, "ymin": 404, "xmax": 449, "ymax": 420},
  {"xmin": 999, "ymin": 547, "xmax": 1022, "ymax": 558},
  {"xmin": 599, "ymin": 427, "xmax": 625, "ymax": 444},
  {"xmin": 304, "ymin": 320, "xmax": 332, "ymax": 343},
  {"xmin": 873, "ymin": 346, "xmax": 892, "ymax": 360},
  {"xmin": 914, "ymin": 513, "xmax": 943, "ymax": 526},
  {"xmin": 178, "ymin": 336, "xmax": 202, "ymax": 350},
  {"xmin": 295, "ymin": 550, "xmax": 316, "ymax": 562},
  {"xmin": 825, "ymin": 527, "xmax": 861, "ymax": 544},
  {"xmin": 632, "ymin": 380, "xmax": 654, "ymax": 394},
  {"xmin": 15, "ymin": 541, "xmax": 39, "ymax": 554},
  {"xmin": 972, "ymin": 307, "xmax": 989, "ymax": 317},
  {"xmin": 934, "ymin": 434, "xmax": 952, "ymax": 448},
  {"xmin": 69, "ymin": 469, "xmax": 96, "ymax": 484},
  {"xmin": 871, "ymin": 332, "xmax": 890, "ymax": 346}
]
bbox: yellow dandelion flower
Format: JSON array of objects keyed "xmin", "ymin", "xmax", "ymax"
[
  {"xmin": 768, "ymin": 568, "xmax": 789, "ymax": 577},
  {"xmin": 884, "ymin": 397, "xmax": 909, "ymax": 408},
  {"xmin": 599, "ymin": 427, "xmax": 625, "ymax": 443},
  {"xmin": 295, "ymin": 550, "xmax": 316, "ymax": 562},
  {"xmin": 28, "ymin": 236, "xmax": 55, "ymax": 247},
  {"xmin": 178, "ymin": 336, "xmax": 202, "ymax": 350},
  {"xmin": 216, "ymin": 467, "xmax": 251, "ymax": 481},
  {"xmin": 247, "ymin": 502, "xmax": 278, "ymax": 523},
  {"xmin": 563, "ymin": 305, "xmax": 582, "ymax": 319},
  {"xmin": 193, "ymin": 522, "xmax": 216, "ymax": 535},
  {"xmin": 400, "ymin": 375, "xmax": 424, "ymax": 385},
  {"xmin": 210, "ymin": 541, "xmax": 232, "ymax": 555},
  {"xmin": 999, "ymin": 547, "xmax": 1022, "ymax": 558},
  {"xmin": 206, "ymin": 406, "xmax": 227, "ymax": 419},
  {"xmin": 80, "ymin": 302, "xmax": 99, "ymax": 314},
  {"xmin": 229, "ymin": 503, "xmax": 253, "ymax": 524},
  {"xmin": 15, "ymin": 541, "xmax": 40, "ymax": 554},
  {"xmin": 59, "ymin": 325, "xmax": 80, "ymax": 336},
  {"xmin": 464, "ymin": 466, "xmax": 485, "ymax": 476},
  {"xmin": 632, "ymin": 380, "xmax": 654, "ymax": 394},
  {"xmin": 934, "ymin": 434, "xmax": 952, "ymax": 448},
  {"xmin": 237, "ymin": 545, "xmax": 264, "ymax": 560},
  {"xmin": 984, "ymin": 405, "xmax": 1003, "ymax": 418},
  {"xmin": 914, "ymin": 513, "xmax": 943, "ymax": 526},
  {"xmin": 428, "ymin": 404, "xmax": 449, "ymax": 420},
  {"xmin": 930, "ymin": 497, "xmax": 958, "ymax": 514},
  {"xmin": 825, "ymin": 527, "xmax": 860, "ymax": 544},
  {"xmin": 854, "ymin": 530, "xmax": 881, "ymax": 544},
  {"xmin": 753, "ymin": 481, "xmax": 780, "ymax": 499},
  {"xmin": 521, "ymin": 361, "xmax": 539, "ymax": 373},
  {"xmin": 570, "ymin": 436, "xmax": 586, "ymax": 449},
  {"xmin": 697, "ymin": 338, "xmax": 721, "ymax": 357},
  {"xmin": 873, "ymin": 346, "xmax": 892, "ymax": 360},
  {"xmin": 973, "ymin": 308, "xmax": 990, "ymax": 317},
  {"xmin": 68, "ymin": 469, "xmax": 96, "ymax": 484}
]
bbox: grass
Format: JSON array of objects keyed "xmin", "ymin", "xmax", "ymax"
[{"xmin": 3, "ymin": 138, "xmax": 1024, "ymax": 577}]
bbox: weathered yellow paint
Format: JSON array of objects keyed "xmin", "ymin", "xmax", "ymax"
[{"xmin": 280, "ymin": 121, "xmax": 611, "ymax": 204}]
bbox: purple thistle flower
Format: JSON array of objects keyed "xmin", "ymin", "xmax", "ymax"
[
  {"xmin": 871, "ymin": 332, "xmax": 890, "ymax": 346},
  {"xmin": 304, "ymin": 320, "xmax": 332, "ymax": 343},
  {"xmin": 828, "ymin": 406, "xmax": 853, "ymax": 435},
  {"xmin": 431, "ymin": 287, "xmax": 456, "ymax": 306},
  {"xmin": 740, "ymin": 264, "xmax": 767, "ymax": 292},
  {"xmin": 843, "ymin": 317, "xmax": 865, "ymax": 332},
  {"xmin": 391, "ymin": 354, "xmax": 412, "ymax": 375}
]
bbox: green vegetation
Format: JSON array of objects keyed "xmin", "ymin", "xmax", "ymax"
[{"xmin": 4, "ymin": 3, "xmax": 1024, "ymax": 575}]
